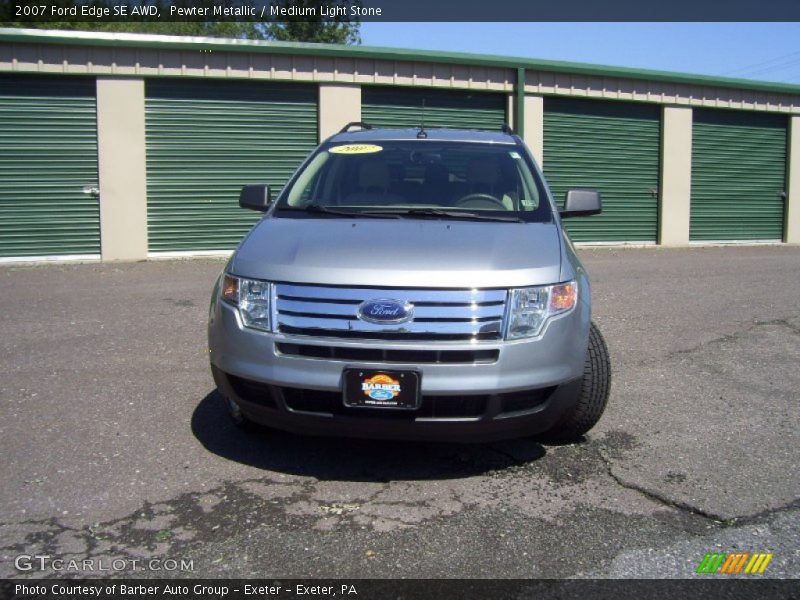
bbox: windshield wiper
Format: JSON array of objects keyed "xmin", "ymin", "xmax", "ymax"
[
  {"xmin": 372, "ymin": 208, "xmax": 524, "ymax": 223},
  {"xmin": 283, "ymin": 204, "xmax": 402, "ymax": 219}
]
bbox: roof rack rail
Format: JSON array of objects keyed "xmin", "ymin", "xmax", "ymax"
[
  {"xmin": 501, "ymin": 123, "xmax": 515, "ymax": 135},
  {"xmin": 339, "ymin": 121, "xmax": 373, "ymax": 133}
]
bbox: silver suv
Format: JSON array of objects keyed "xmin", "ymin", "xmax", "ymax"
[{"xmin": 208, "ymin": 124, "xmax": 610, "ymax": 442}]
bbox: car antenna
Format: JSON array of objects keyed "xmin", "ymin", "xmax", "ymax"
[{"xmin": 417, "ymin": 98, "xmax": 428, "ymax": 139}]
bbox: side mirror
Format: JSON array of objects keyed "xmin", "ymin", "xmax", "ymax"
[
  {"xmin": 239, "ymin": 184, "xmax": 272, "ymax": 212},
  {"xmin": 559, "ymin": 189, "xmax": 601, "ymax": 218}
]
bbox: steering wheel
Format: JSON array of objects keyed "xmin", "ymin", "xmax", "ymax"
[{"xmin": 454, "ymin": 193, "xmax": 507, "ymax": 210}]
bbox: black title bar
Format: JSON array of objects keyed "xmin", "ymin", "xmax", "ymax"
[
  {"xmin": 2, "ymin": 579, "xmax": 799, "ymax": 600},
  {"xmin": 2, "ymin": 0, "xmax": 800, "ymax": 23}
]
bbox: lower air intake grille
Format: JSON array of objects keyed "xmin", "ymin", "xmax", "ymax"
[
  {"xmin": 279, "ymin": 386, "xmax": 487, "ymax": 419},
  {"xmin": 227, "ymin": 374, "xmax": 277, "ymax": 409},
  {"xmin": 228, "ymin": 378, "xmax": 556, "ymax": 420},
  {"xmin": 276, "ymin": 343, "xmax": 498, "ymax": 364},
  {"xmin": 499, "ymin": 387, "xmax": 556, "ymax": 414}
]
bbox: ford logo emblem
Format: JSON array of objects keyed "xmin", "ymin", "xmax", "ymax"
[{"xmin": 357, "ymin": 299, "xmax": 414, "ymax": 324}]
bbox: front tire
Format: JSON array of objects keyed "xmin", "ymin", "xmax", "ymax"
[{"xmin": 542, "ymin": 322, "xmax": 611, "ymax": 442}]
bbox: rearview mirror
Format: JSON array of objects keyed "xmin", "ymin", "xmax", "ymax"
[
  {"xmin": 239, "ymin": 184, "xmax": 272, "ymax": 212},
  {"xmin": 559, "ymin": 189, "xmax": 601, "ymax": 218}
]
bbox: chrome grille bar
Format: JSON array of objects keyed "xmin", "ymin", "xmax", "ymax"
[
  {"xmin": 276, "ymin": 298, "xmax": 505, "ymax": 320},
  {"xmin": 277, "ymin": 284, "xmax": 506, "ymax": 305},
  {"xmin": 275, "ymin": 284, "xmax": 507, "ymax": 341}
]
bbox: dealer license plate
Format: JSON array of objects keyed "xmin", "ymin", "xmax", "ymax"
[{"xmin": 343, "ymin": 369, "xmax": 421, "ymax": 410}]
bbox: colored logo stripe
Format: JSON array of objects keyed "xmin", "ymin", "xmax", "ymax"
[
  {"xmin": 696, "ymin": 553, "xmax": 726, "ymax": 574},
  {"xmin": 696, "ymin": 552, "xmax": 773, "ymax": 574},
  {"xmin": 719, "ymin": 553, "xmax": 749, "ymax": 574},
  {"xmin": 744, "ymin": 553, "xmax": 773, "ymax": 574}
]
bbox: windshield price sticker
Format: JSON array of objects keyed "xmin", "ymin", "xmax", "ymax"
[{"xmin": 329, "ymin": 144, "xmax": 383, "ymax": 154}]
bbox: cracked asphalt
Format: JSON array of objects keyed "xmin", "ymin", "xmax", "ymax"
[{"xmin": 0, "ymin": 246, "xmax": 798, "ymax": 579}]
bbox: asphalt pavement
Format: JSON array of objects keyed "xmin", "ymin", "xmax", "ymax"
[{"xmin": 0, "ymin": 246, "xmax": 798, "ymax": 579}]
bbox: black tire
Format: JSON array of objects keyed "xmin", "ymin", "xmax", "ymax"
[{"xmin": 541, "ymin": 321, "xmax": 611, "ymax": 442}]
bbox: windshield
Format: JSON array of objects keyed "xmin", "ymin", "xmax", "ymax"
[{"xmin": 275, "ymin": 140, "xmax": 552, "ymax": 222}]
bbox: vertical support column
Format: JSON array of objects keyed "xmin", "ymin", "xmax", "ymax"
[
  {"xmin": 515, "ymin": 68, "xmax": 525, "ymax": 139},
  {"xmin": 659, "ymin": 106, "xmax": 693, "ymax": 246},
  {"xmin": 318, "ymin": 84, "xmax": 361, "ymax": 142},
  {"xmin": 96, "ymin": 77, "xmax": 148, "ymax": 261},
  {"xmin": 523, "ymin": 94, "xmax": 544, "ymax": 166},
  {"xmin": 785, "ymin": 115, "xmax": 800, "ymax": 244}
]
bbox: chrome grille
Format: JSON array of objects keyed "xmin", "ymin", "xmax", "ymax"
[{"xmin": 274, "ymin": 284, "xmax": 507, "ymax": 341}]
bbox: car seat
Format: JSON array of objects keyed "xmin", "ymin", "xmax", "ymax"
[
  {"xmin": 343, "ymin": 160, "xmax": 405, "ymax": 206},
  {"xmin": 458, "ymin": 157, "xmax": 516, "ymax": 210}
]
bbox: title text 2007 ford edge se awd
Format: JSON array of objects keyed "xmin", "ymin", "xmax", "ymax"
[{"xmin": 208, "ymin": 124, "xmax": 610, "ymax": 442}]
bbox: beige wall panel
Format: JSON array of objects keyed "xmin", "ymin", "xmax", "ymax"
[
  {"xmin": 489, "ymin": 67, "xmax": 511, "ymax": 88},
  {"xmin": 318, "ymin": 84, "xmax": 361, "ymax": 142},
  {"xmin": 659, "ymin": 106, "xmax": 693, "ymax": 246},
  {"xmin": 65, "ymin": 63, "xmax": 90, "ymax": 74},
  {"xmin": 541, "ymin": 71, "xmax": 558, "ymax": 89},
  {"xmin": 91, "ymin": 47, "xmax": 114, "ymax": 70},
  {"xmin": 415, "ymin": 62, "xmax": 434, "ymax": 81},
  {"xmin": 469, "ymin": 66, "xmax": 488, "ymax": 85},
  {"xmin": 139, "ymin": 51, "xmax": 162, "ymax": 75},
  {"xmin": 271, "ymin": 55, "xmax": 293, "ymax": 79},
  {"xmin": 334, "ymin": 58, "xmax": 356, "ymax": 79},
  {"xmin": 248, "ymin": 52, "xmax": 273, "ymax": 78},
  {"xmin": 292, "ymin": 55, "xmax": 312, "ymax": 73},
  {"xmin": 524, "ymin": 94, "xmax": 544, "ymax": 167},
  {"xmin": 353, "ymin": 58, "xmax": 370, "ymax": 78},
  {"xmin": 290, "ymin": 56, "xmax": 313, "ymax": 81},
  {"xmin": 431, "ymin": 64, "xmax": 450, "ymax": 85},
  {"xmin": 226, "ymin": 52, "xmax": 250, "ymax": 78},
  {"xmin": 786, "ymin": 116, "xmax": 800, "ymax": 243},
  {"xmin": 571, "ymin": 75, "xmax": 587, "ymax": 91},
  {"xmin": 64, "ymin": 46, "xmax": 90, "ymax": 68},
  {"xmin": 96, "ymin": 77, "xmax": 148, "ymax": 261},
  {"xmin": 452, "ymin": 65, "xmax": 470, "ymax": 84},
  {"xmin": 109, "ymin": 48, "xmax": 136, "ymax": 75},
  {"xmin": 0, "ymin": 42, "xmax": 16, "ymax": 66},
  {"xmin": 41, "ymin": 63, "xmax": 68, "ymax": 74},
  {"xmin": 314, "ymin": 57, "xmax": 336, "ymax": 81},
  {"xmin": 208, "ymin": 51, "xmax": 228, "ymax": 73},
  {"xmin": 392, "ymin": 60, "xmax": 411, "ymax": 80}
]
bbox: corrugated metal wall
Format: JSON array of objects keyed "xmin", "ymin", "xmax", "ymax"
[
  {"xmin": 0, "ymin": 65, "xmax": 793, "ymax": 258},
  {"xmin": 690, "ymin": 109, "xmax": 787, "ymax": 241},
  {"xmin": 544, "ymin": 98, "xmax": 661, "ymax": 243},
  {"xmin": 145, "ymin": 79, "xmax": 318, "ymax": 252},
  {"xmin": 0, "ymin": 75, "xmax": 99, "ymax": 258},
  {"xmin": 361, "ymin": 86, "xmax": 507, "ymax": 130}
]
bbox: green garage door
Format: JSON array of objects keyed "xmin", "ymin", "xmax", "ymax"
[
  {"xmin": 544, "ymin": 98, "xmax": 661, "ymax": 243},
  {"xmin": 0, "ymin": 75, "xmax": 99, "ymax": 258},
  {"xmin": 361, "ymin": 87, "xmax": 506, "ymax": 130},
  {"xmin": 690, "ymin": 110, "xmax": 787, "ymax": 241},
  {"xmin": 145, "ymin": 79, "xmax": 318, "ymax": 252}
]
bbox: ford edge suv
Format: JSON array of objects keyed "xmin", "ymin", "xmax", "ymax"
[{"xmin": 207, "ymin": 124, "xmax": 610, "ymax": 442}]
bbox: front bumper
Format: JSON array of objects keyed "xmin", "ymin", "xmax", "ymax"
[{"xmin": 208, "ymin": 296, "xmax": 590, "ymax": 442}]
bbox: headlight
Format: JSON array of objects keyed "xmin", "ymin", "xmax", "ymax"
[
  {"xmin": 220, "ymin": 274, "xmax": 272, "ymax": 332},
  {"xmin": 505, "ymin": 281, "xmax": 577, "ymax": 340}
]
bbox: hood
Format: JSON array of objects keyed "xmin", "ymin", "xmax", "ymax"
[{"xmin": 231, "ymin": 217, "xmax": 562, "ymax": 288}]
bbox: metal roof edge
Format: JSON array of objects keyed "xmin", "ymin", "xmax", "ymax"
[{"xmin": 1, "ymin": 27, "xmax": 799, "ymax": 96}]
